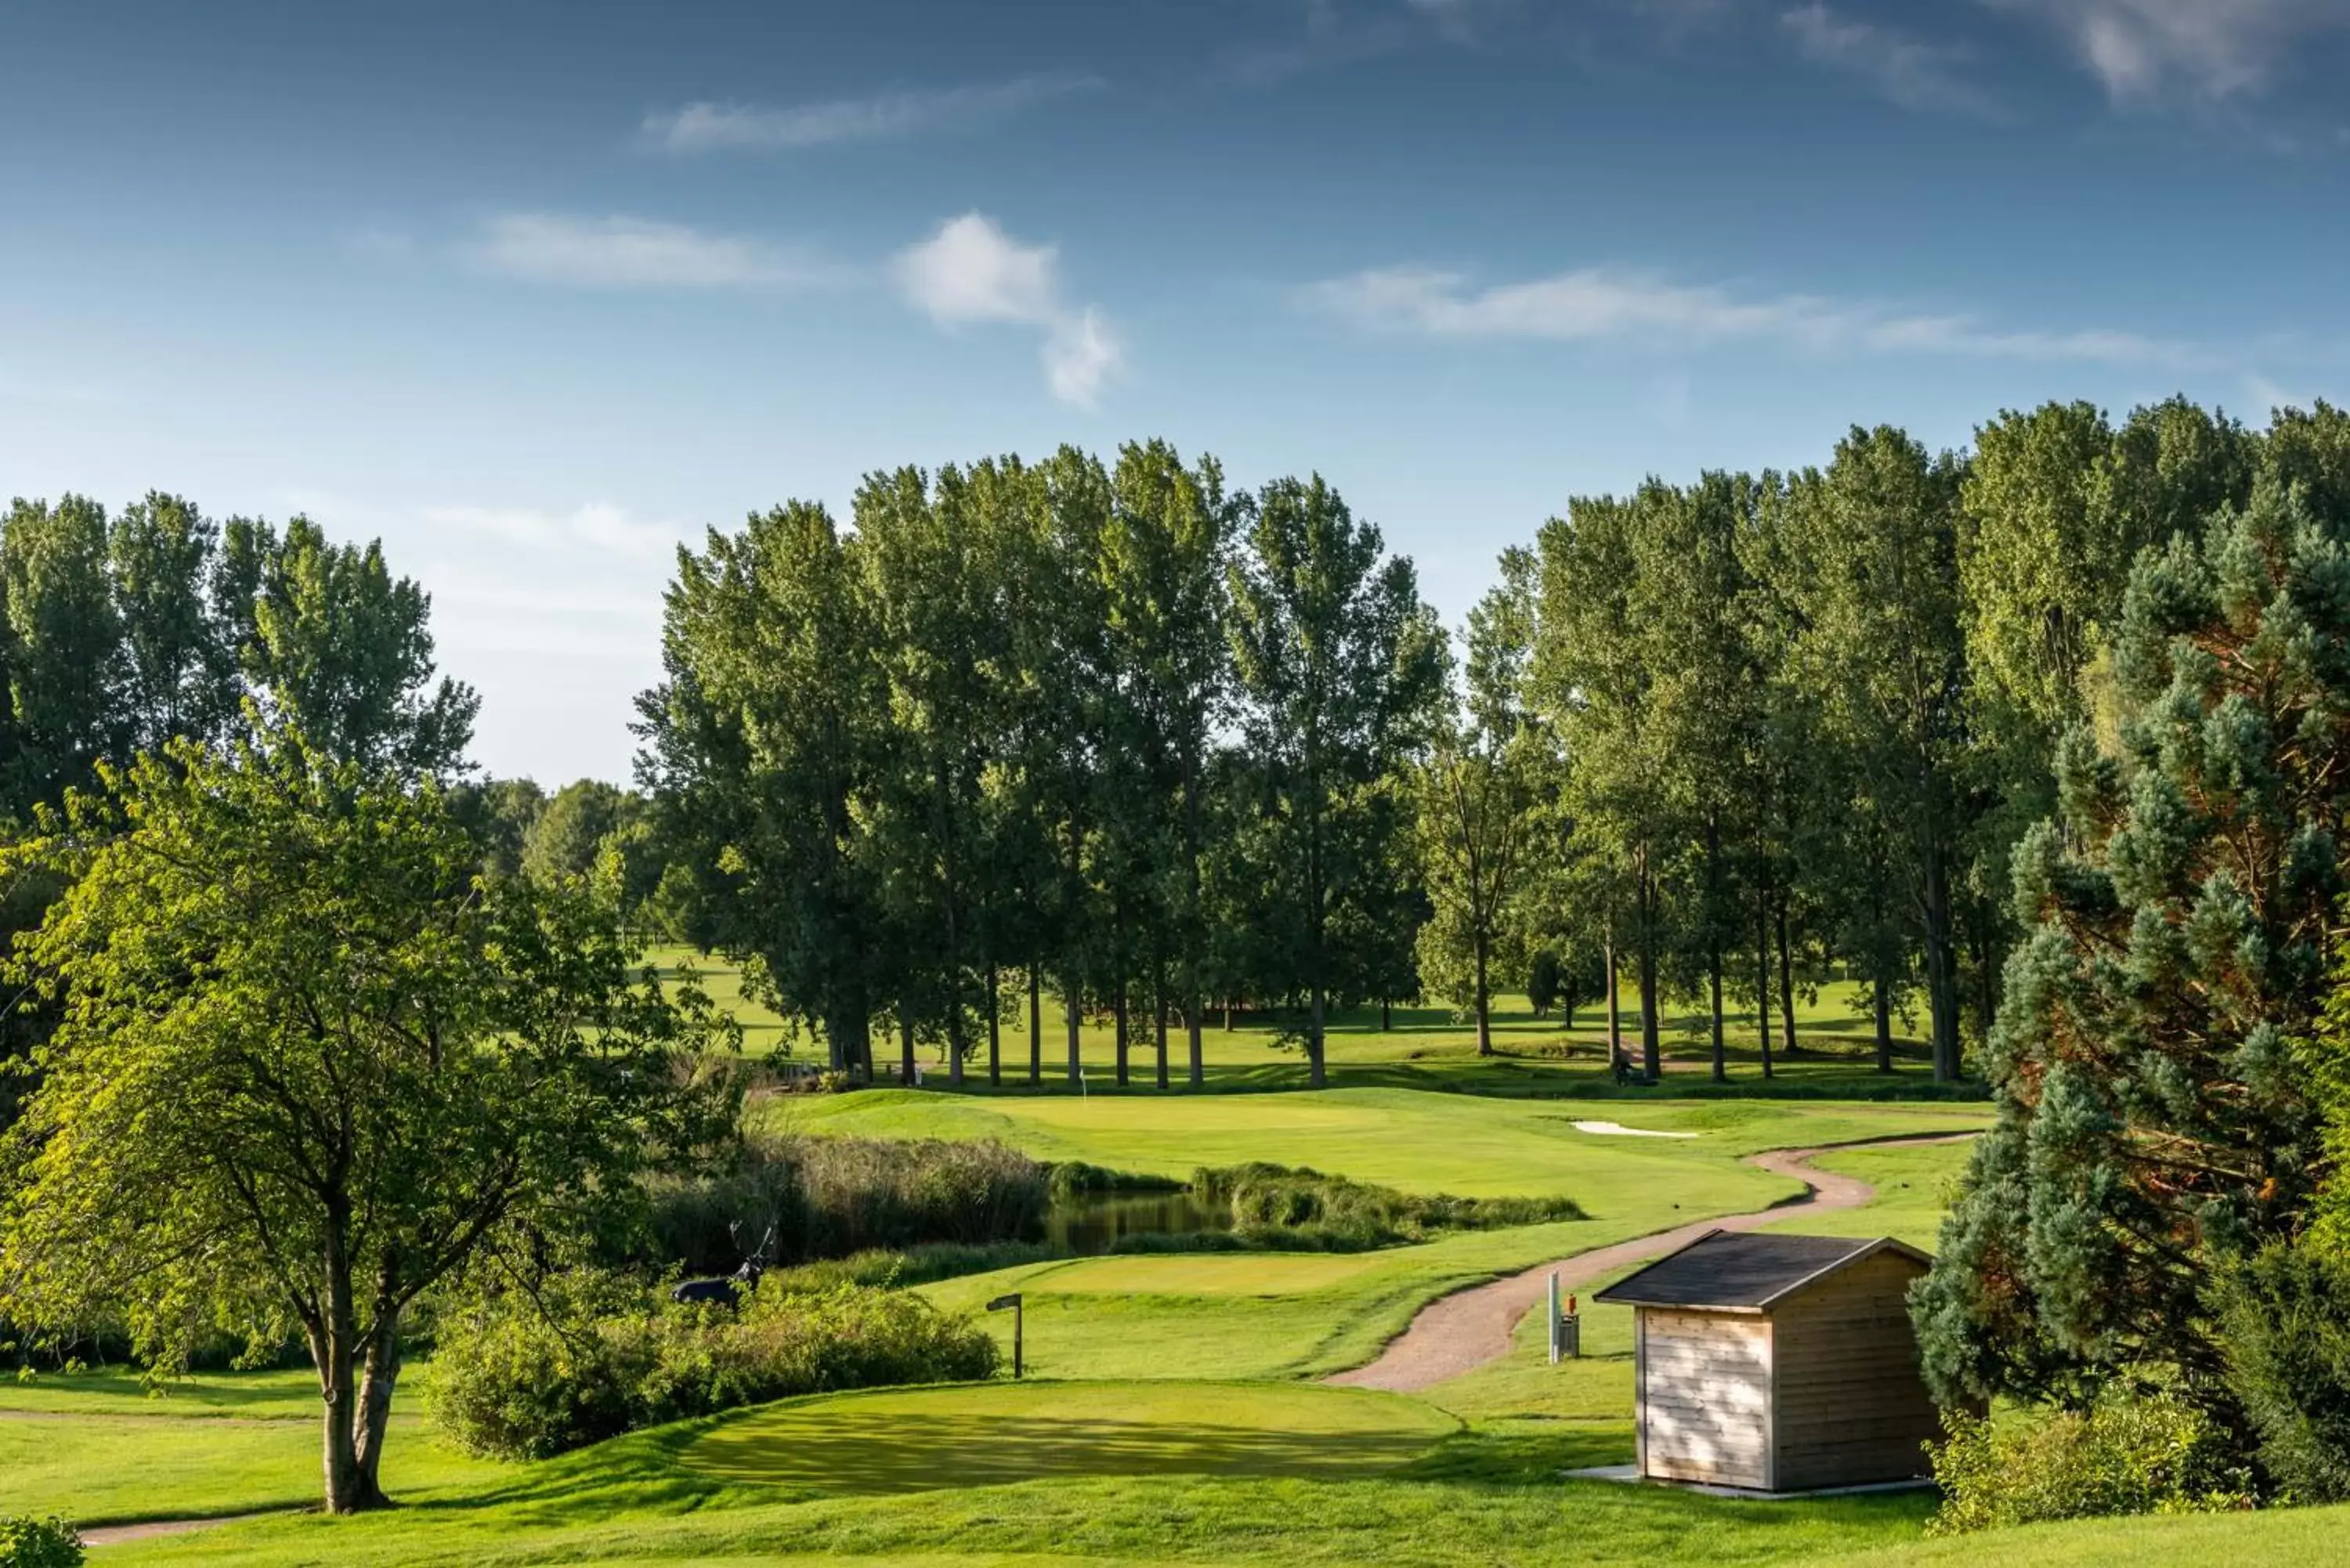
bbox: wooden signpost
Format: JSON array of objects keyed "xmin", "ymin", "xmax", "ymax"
[{"xmin": 987, "ymin": 1292, "xmax": 1024, "ymax": 1379}]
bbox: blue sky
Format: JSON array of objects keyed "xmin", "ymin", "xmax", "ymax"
[{"xmin": 5, "ymin": 0, "xmax": 2348, "ymax": 783}]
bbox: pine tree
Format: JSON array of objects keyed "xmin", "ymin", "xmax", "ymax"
[{"xmin": 1914, "ymin": 471, "xmax": 2350, "ymax": 1413}]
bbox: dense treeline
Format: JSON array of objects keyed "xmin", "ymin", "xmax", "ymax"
[
  {"xmin": 0, "ymin": 493, "xmax": 478, "ymax": 808},
  {"xmin": 641, "ymin": 401, "xmax": 2350, "ymax": 1089},
  {"xmin": 636, "ymin": 442, "xmax": 1444, "ymax": 1089}
]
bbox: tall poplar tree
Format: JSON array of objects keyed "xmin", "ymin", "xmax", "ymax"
[{"xmin": 1228, "ymin": 475, "xmax": 1441, "ymax": 1086}]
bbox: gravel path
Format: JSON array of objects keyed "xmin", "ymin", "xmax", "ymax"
[{"xmin": 1324, "ymin": 1133, "xmax": 1975, "ymax": 1394}]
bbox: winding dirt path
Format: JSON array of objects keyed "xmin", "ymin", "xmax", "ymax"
[
  {"xmin": 80, "ymin": 1513, "xmax": 285, "ymax": 1548},
  {"xmin": 1325, "ymin": 1133, "xmax": 1976, "ymax": 1394}
]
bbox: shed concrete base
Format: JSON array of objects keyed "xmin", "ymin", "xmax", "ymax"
[{"xmin": 1562, "ymin": 1464, "xmax": 1933, "ymax": 1501}]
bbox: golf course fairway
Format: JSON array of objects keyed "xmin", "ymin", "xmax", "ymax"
[{"xmin": 681, "ymin": 1382, "xmax": 1461, "ymax": 1494}]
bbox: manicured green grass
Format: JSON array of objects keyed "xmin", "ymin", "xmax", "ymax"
[
  {"xmin": 652, "ymin": 941, "xmax": 1962, "ymax": 1097},
  {"xmin": 683, "ymin": 1381, "xmax": 1459, "ymax": 1494},
  {"xmin": 866, "ymin": 1093, "xmax": 1983, "ymax": 1385},
  {"xmin": 96, "ymin": 1411, "xmax": 1940, "ymax": 1566},
  {"xmin": 0, "ymin": 1412, "xmax": 497, "ymax": 1527},
  {"xmin": 781, "ymin": 1086, "xmax": 1987, "ymax": 1201},
  {"xmin": 0, "ymin": 1364, "xmax": 319, "ymax": 1418}
]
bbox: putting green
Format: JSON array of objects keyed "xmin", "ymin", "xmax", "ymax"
[{"xmin": 680, "ymin": 1381, "xmax": 1459, "ymax": 1494}]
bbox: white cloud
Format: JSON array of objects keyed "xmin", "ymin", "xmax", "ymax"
[
  {"xmin": 466, "ymin": 213, "xmax": 819, "ymax": 290},
  {"xmin": 1044, "ymin": 310, "xmax": 1122, "ymax": 408},
  {"xmin": 643, "ymin": 73, "xmax": 1103, "ymax": 153},
  {"xmin": 1306, "ymin": 263, "xmax": 2197, "ymax": 367},
  {"xmin": 894, "ymin": 213, "xmax": 1123, "ymax": 407},
  {"xmin": 895, "ymin": 212, "xmax": 1063, "ymax": 327},
  {"xmin": 1782, "ymin": 5, "xmax": 2007, "ymax": 119},
  {"xmin": 1983, "ymin": 0, "xmax": 2346, "ymax": 103},
  {"xmin": 424, "ymin": 502, "xmax": 683, "ymax": 561}
]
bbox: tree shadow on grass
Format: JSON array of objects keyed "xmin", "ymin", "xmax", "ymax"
[{"xmin": 685, "ymin": 1406, "xmax": 1448, "ymax": 1495}]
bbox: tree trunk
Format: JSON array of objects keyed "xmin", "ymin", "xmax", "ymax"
[
  {"xmin": 351, "ymin": 1307, "xmax": 400, "ymax": 1505},
  {"xmin": 1065, "ymin": 974, "xmax": 1083, "ymax": 1086},
  {"xmin": 1637, "ymin": 854, "xmax": 1661, "ymax": 1082},
  {"xmin": 1775, "ymin": 895, "xmax": 1799, "ymax": 1057},
  {"xmin": 316, "ymin": 1235, "xmax": 390, "ymax": 1514},
  {"xmin": 1708, "ymin": 949, "xmax": 1726, "ymax": 1083},
  {"xmin": 1605, "ymin": 931, "xmax": 1622, "ymax": 1069},
  {"xmin": 1706, "ymin": 815, "xmax": 1725, "ymax": 1083},
  {"xmin": 1381, "ymin": 999, "xmax": 1390, "ymax": 1032},
  {"xmin": 1028, "ymin": 965, "xmax": 1043, "ymax": 1086},
  {"xmin": 1115, "ymin": 980, "xmax": 1130, "ymax": 1088},
  {"xmin": 1188, "ymin": 988, "xmax": 1204, "ymax": 1088},
  {"xmin": 1308, "ymin": 987, "xmax": 1327, "ymax": 1088},
  {"xmin": 1154, "ymin": 973, "xmax": 1170, "ymax": 1091},
  {"xmin": 986, "ymin": 961, "xmax": 1000, "ymax": 1088},
  {"xmin": 900, "ymin": 1009, "xmax": 916, "ymax": 1086},
  {"xmin": 1473, "ymin": 933, "xmax": 1492, "ymax": 1057},
  {"xmin": 1874, "ymin": 969, "xmax": 1894, "ymax": 1073},
  {"xmin": 1922, "ymin": 836, "xmax": 1960, "ymax": 1082},
  {"xmin": 1755, "ymin": 894, "xmax": 1773, "ymax": 1081}
]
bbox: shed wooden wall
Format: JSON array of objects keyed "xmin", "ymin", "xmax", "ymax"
[
  {"xmin": 1767, "ymin": 1251, "xmax": 1939, "ymax": 1490},
  {"xmin": 1635, "ymin": 1308, "xmax": 1773, "ymax": 1489}
]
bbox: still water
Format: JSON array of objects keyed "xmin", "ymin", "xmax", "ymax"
[{"xmin": 1043, "ymin": 1190, "xmax": 1235, "ymax": 1255}]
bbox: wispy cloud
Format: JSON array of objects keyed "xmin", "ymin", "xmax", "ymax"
[
  {"xmin": 465, "ymin": 213, "xmax": 824, "ymax": 290},
  {"xmin": 1783, "ymin": 5, "xmax": 2007, "ymax": 119},
  {"xmin": 424, "ymin": 502, "xmax": 683, "ymax": 560},
  {"xmin": 1983, "ymin": 0, "xmax": 2347, "ymax": 103},
  {"xmin": 894, "ymin": 213, "xmax": 1123, "ymax": 407},
  {"xmin": 1306, "ymin": 264, "xmax": 2201, "ymax": 367},
  {"xmin": 642, "ymin": 73, "xmax": 1103, "ymax": 153}
]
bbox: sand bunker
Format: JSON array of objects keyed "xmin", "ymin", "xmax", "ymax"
[{"xmin": 1569, "ymin": 1119, "xmax": 1698, "ymax": 1139}]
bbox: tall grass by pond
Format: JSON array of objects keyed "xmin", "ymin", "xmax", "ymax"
[{"xmin": 645, "ymin": 1134, "xmax": 1050, "ymax": 1274}]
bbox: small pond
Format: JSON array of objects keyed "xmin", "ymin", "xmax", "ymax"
[{"xmin": 1043, "ymin": 1190, "xmax": 1235, "ymax": 1255}]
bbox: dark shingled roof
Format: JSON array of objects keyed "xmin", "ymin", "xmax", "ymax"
[{"xmin": 1593, "ymin": 1231, "xmax": 1927, "ymax": 1312}]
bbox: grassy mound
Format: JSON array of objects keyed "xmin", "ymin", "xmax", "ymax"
[{"xmin": 680, "ymin": 1381, "xmax": 1459, "ymax": 1494}]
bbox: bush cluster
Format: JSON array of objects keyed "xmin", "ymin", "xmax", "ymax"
[
  {"xmin": 2216, "ymin": 1240, "xmax": 2350, "ymax": 1502},
  {"xmin": 1925, "ymin": 1389, "xmax": 2254, "ymax": 1534},
  {"xmin": 1190, "ymin": 1163, "xmax": 1583, "ymax": 1248},
  {"xmin": 0, "ymin": 1517, "xmax": 81, "ymax": 1568},
  {"xmin": 428, "ymin": 1273, "xmax": 998, "ymax": 1460},
  {"xmin": 643, "ymin": 1134, "xmax": 1048, "ymax": 1274}
]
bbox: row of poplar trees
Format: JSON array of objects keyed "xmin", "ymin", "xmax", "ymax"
[
  {"xmin": 637, "ymin": 443, "xmax": 1443, "ymax": 1089},
  {"xmin": 645, "ymin": 401, "xmax": 2349, "ymax": 1093}
]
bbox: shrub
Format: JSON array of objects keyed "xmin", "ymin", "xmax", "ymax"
[
  {"xmin": 1526, "ymin": 950, "xmax": 1560, "ymax": 1017},
  {"xmin": 0, "ymin": 1517, "xmax": 82, "ymax": 1568},
  {"xmin": 430, "ymin": 1274, "xmax": 998, "ymax": 1460},
  {"xmin": 1925, "ymin": 1389, "xmax": 2254, "ymax": 1534},
  {"xmin": 644, "ymin": 1135, "xmax": 1048, "ymax": 1274},
  {"xmin": 2217, "ymin": 1240, "xmax": 2350, "ymax": 1501},
  {"xmin": 1190, "ymin": 1163, "xmax": 1582, "ymax": 1248}
]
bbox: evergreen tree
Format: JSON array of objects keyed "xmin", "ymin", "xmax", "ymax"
[{"xmin": 1914, "ymin": 472, "xmax": 2350, "ymax": 1414}]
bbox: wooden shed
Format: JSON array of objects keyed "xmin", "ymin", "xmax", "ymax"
[{"xmin": 1593, "ymin": 1231, "xmax": 1940, "ymax": 1493}]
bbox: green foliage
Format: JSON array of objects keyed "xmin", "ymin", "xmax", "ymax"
[
  {"xmin": 1914, "ymin": 469, "xmax": 2350, "ymax": 1411},
  {"xmin": 1525, "ymin": 949, "xmax": 1560, "ymax": 1017},
  {"xmin": 642, "ymin": 1135, "xmax": 1049, "ymax": 1274},
  {"xmin": 2215, "ymin": 1238, "xmax": 2350, "ymax": 1501},
  {"xmin": 522, "ymin": 779, "xmax": 642, "ymax": 883},
  {"xmin": 0, "ymin": 1516, "xmax": 81, "ymax": 1568},
  {"xmin": 0, "ymin": 732, "xmax": 726, "ymax": 1510},
  {"xmin": 1190, "ymin": 1162, "xmax": 1582, "ymax": 1248},
  {"xmin": 1228, "ymin": 475, "xmax": 1445, "ymax": 1082},
  {"xmin": 760, "ymin": 1240, "xmax": 1061, "ymax": 1294},
  {"xmin": 429, "ymin": 1275, "xmax": 999, "ymax": 1460},
  {"xmin": 1925, "ymin": 1390, "xmax": 2252, "ymax": 1535}
]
